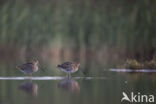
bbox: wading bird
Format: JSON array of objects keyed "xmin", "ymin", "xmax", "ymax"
[
  {"xmin": 57, "ymin": 62, "xmax": 80, "ymax": 77},
  {"xmin": 17, "ymin": 60, "xmax": 39, "ymax": 76}
]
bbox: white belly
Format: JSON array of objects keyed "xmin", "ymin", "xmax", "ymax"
[{"xmin": 60, "ymin": 68, "xmax": 76, "ymax": 74}]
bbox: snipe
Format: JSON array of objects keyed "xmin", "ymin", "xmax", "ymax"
[
  {"xmin": 17, "ymin": 60, "xmax": 39, "ymax": 76},
  {"xmin": 57, "ymin": 61, "xmax": 80, "ymax": 77}
]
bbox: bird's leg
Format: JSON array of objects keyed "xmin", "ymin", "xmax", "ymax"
[
  {"xmin": 30, "ymin": 73, "xmax": 32, "ymax": 78},
  {"xmin": 67, "ymin": 73, "xmax": 71, "ymax": 79}
]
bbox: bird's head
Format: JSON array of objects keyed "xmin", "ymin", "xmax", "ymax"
[
  {"xmin": 32, "ymin": 59, "xmax": 39, "ymax": 65},
  {"xmin": 75, "ymin": 62, "xmax": 80, "ymax": 68}
]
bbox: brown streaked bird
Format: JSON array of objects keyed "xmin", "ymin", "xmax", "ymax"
[
  {"xmin": 17, "ymin": 60, "xmax": 39, "ymax": 76},
  {"xmin": 57, "ymin": 62, "xmax": 80, "ymax": 77}
]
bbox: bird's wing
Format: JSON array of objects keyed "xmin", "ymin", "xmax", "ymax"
[
  {"xmin": 19, "ymin": 63, "xmax": 33, "ymax": 71},
  {"xmin": 61, "ymin": 62, "xmax": 74, "ymax": 71}
]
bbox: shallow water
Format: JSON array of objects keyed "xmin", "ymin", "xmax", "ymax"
[
  {"xmin": 0, "ymin": 0, "xmax": 155, "ymax": 103},
  {"xmin": 0, "ymin": 70, "xmax": 156, "ymax": 104},
  {"xmin": 0, "ymin": 76, "xmax": 107, "ymax": 80},
  {"xmin": 110, "ymin": 69, "xmax": 156, "ymax": 73}
]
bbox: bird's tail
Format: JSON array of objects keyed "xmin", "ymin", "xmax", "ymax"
[
  {"xmin": 57, "ymin": 65, "xmax": 61, "ymax": 68},
  {"xmin": 16, "ymin": 65, "xmax": 20, "ymax": 69}
]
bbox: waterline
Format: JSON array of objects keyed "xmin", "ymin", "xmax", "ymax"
[
  {"xmin": 110, "ymin": 69, "xmax": 156, "ymax": 73},
  {"xmin": 0, "ymin": 76, "xmax": 107, "ymax": 80}
]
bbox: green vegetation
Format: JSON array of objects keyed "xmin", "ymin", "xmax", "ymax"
[
  {"xmin": 0, "ymin": 1, "xmax": 156, "ymax": 103},
  {"xmin": 144, "ymin": 59, "xmax": 156, "ymax": 69},
  {"xmin": 0, "ymin": 0, "xmax": 155, "ymax": 76},
  {"xmin": 0, "ymin": 0, "xmax": 155, "ymax": 59},
  {"xmin": 119, "ymin": 59, "xmax": 156, "ymax": 69},
  {"xmin": 120, "ymin": 59, "xmax": 143, "ymax": 69}
]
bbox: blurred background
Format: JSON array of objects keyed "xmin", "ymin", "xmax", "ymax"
[
  {"xmin": 0, "ymin": 0, "xmax": 156, "ymax": 104},
  {"xmin": 0, "ymin": 0, "xmax": 155, "ymax": 76}
]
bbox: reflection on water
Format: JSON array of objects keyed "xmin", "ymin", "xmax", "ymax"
[
  {"xmin": 18, "ymin": 81, "xmax": 38, "ymax": 96},
  {"xmin": 0, "ymin": 0, "xmax": 155, "ymax": 104},
  {"xmin": 0, "ymin": 73, "xmax": 156, "ymax": 104},
  {"xmin": 58, "ymin": 78, "xmax": 80, "ymax": 93}
]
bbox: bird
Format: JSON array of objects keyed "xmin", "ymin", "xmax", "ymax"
[
  {"xmin": 57, "ymin": 62, "xmax": 80, "ymax": 77},
  {"xmin": 17, "ymin": 60, "xmax": 39, "ymax": 76}
]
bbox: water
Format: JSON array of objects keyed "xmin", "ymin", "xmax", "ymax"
[
  {"xmin": 0, "ymin": 0, "xmax": 156, "ymax": 104},
  {"xmin": 110, "ymin": 69, "xmax": 156, "ymax": 72},
  {"xmin": 0, "ymin": 76, "xmax": 106, "ymax": 80},
  {"xmin": 0, "ymin": 70, "xmax": 156, "ymax": 104},
  {"xmin": 0, "ymin": 55, "xmax": 155, "ymax": 104},
  {"xmin": 0, "ymin": 76, "xmax": 109, "ymax": 104}
]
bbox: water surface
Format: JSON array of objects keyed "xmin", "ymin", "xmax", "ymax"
[{"xmin": 0, "ymin": 71, "xmax": 156, "ymax": 104}]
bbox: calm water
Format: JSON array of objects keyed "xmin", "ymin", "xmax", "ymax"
[
  {"xmin": 0, "ymin": 71, "xmax": 156, "ymax": 104},
  {"xmin": 0, "ymin": 53, "xmax": 155, "ymax": 104},
  {"xmin": 0, "ymin": 0, "xmax": 156, "ymax": 104}
]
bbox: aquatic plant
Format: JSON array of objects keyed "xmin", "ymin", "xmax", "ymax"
[
  {"xmin": 124, "ymin": 59, "xmax": 143, "ymax": 69},
  {"xmin": 119, "ymin": 59, "xmax": 156, "ymax": 69},
  {"xmin": 144, "ymin": 59, "xmax": 156, "ymax": 69}
]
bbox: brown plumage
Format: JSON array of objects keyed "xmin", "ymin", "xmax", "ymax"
[
  {"xmin": 57, "ymin": 62, "xmax": 80, "ymax": 77},
  {"xmin": 17, "ymin": 60, "xmax": 39, "ymax": 75}
]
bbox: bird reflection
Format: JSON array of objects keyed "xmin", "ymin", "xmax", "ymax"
[
  {"xmin": 57, "ymin": 78, "xmax": 80, "ymax": 93},
  {"xmin": 18, "ymin": 81, "xmax": 38, "ymax": 96}
]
